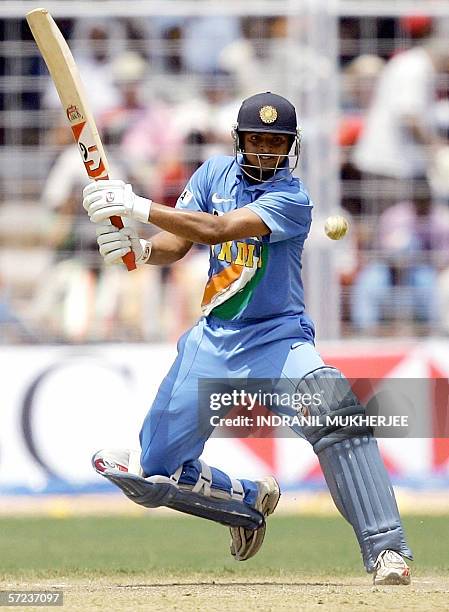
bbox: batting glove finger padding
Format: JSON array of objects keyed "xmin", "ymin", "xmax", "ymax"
[
  {"xmin": 83, "ymin": 180, "xmax": 152, "ymax": 224},
  {"xmin": 83, "ymin": 179, "xmax": 126, "ymax": 198},
  {"xmin": 95, "ymin": 224, "xmax": 152, "ymax": 265}
]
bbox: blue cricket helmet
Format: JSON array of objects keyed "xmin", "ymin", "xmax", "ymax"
[
  {"xmin": 232, "ymin": 92, "xmax": 301, "ymax": 182},
  {"xmin": 236, "ymin": 92, "xmax": 298, "ymax": 135}
]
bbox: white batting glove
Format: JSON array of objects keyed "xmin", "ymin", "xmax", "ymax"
[
  {"xmin": 83, "ymin": 180, "xmax": 152, "ymax": 224},
  {"xmin": 96, "ymin": 223, "xmax": 152, "ymax": 265}
]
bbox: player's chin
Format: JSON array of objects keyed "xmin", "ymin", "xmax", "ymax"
[
  {"xmin": 259, "ymin": 158, "xmax": 284, "ymax": 171},
  {"xmin": 259, "ymin": 156, "xmax": 277, "ymax": 165}
]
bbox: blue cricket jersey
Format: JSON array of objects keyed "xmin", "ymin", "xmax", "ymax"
[{"xmin": 176, "ymin": 155, "xmax": 313, "ymax": 322}]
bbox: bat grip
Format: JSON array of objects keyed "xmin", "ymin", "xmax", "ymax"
[{"xmin": 110, "ymin": 215, "xmax": 137, "ymax": 271}]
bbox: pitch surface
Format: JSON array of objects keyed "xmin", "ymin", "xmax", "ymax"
[{"xmin": 1, "ymin": 515, "xmax": 447, "ymax": 610}]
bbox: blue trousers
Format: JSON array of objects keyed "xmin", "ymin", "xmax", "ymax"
[{"xmin": 139, "ymin": 313, "xmax": 323, "ymax": 506}]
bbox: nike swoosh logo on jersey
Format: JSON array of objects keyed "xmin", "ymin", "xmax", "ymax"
[{"xmin": 212, "ymin": 193, "xmax": 234, "ymax": 204}]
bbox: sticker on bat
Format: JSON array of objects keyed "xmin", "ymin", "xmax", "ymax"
[
  {"xmin": 66, "ymin": 104, "xmax": 84, "ymax": 123},
  {"xmin": 79, "ymin": 142, "xmax": 107, "ymax": 178},
  {"xmin": 73, "ymin": 121, "xmax": 107, "ymax": 179}
]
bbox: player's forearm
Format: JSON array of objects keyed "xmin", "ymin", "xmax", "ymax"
[
  {"xmin": 148, "ymin": 203, "xmax": 223, "ymax": 245},
  {"xmin": 147, "ymin": 231, "xmax": 193, "ymax": 265},
  {"xmin": 83, "ymin": 182, "xmax": 269, "ymax": 245}
]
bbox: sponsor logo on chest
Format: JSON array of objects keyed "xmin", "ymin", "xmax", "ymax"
[
  {"xmin": 211, "ymin": 192, "xmax": 234, "ymax": 205},
  {"xmin": 211, "ymin": 239, "xmax": 263, "ymax": 269}
]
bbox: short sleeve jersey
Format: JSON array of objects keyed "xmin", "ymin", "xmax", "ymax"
[{"xmin": 176, "ymin": 155, "xmax": 313, "ymax": 321}]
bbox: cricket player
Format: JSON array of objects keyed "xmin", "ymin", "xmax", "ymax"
[{"xmin": 83, "ymin": 92, "xmax": 412, "ymax": 584}]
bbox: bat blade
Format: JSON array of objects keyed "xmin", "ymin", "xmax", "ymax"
[{"xmin": 26, "ymin": 8, "xmax": 136, "ymax": 271}]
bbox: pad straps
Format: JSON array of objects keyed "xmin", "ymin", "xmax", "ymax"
[
  {"xmin": 230, "ymin": 478, "xmax": 245, "ymax": 501},
  {"xmin": 192, "ymin": 459, "xmax": 213, "ymax": 497},
  {"xmin": 170, "ymin": 461, "xmax": 245, "ymax": 502}
]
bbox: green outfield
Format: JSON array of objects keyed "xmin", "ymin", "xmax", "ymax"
[
  {"xmin": 1, "ymin": 515, "xmax": 448, "ymax": 611},
  {"xmin": 1, "ymin": 514, "xmax": 448, "ymax": 577}
]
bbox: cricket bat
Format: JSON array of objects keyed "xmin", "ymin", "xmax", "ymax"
[{"xmin": 26, "ymin": 8, "xmax": 136, "ymax": 271}]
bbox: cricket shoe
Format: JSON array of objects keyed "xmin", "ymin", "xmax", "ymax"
[
  {"xmin": 229, "ymin": 476, "xmax": 280, "ymax": 561},
  {"xmin": 92, "ymin": 449, "xmax": 143, "ymax": 477},
  {"xmin": 373, "ymin": 550, "xmax": 411, "ymax": 585}
]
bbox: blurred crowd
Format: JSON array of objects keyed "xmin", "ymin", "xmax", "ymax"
[
  {"xmin": 339, "ymin": 14, "xmax": 449, "ymax": 336},
  {"xmin": 1, "ymin": 12, "xmax": 449, "ymax": 342}
]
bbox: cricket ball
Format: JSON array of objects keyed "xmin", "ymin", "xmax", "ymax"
[{"xmin": 324, "ymin": 215, "xmax": 349, "ymax": 240}]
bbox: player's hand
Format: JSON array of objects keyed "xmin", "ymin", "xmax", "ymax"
[
  {"xmin": 83, "ymin": 180, "xmax": 152, "ymax": 224},
  {"xmin": 96, "ymin": 223, "xmax": 152, "ymax": 265}
]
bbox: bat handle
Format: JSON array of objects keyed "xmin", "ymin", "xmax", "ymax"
[
  {"xmin": 110, "ymin": 215, "xmax": 137, "ymax": 271},
  {"xmin": 97, "ymin": 175, "xmax": 136, "ymax": 271}
]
